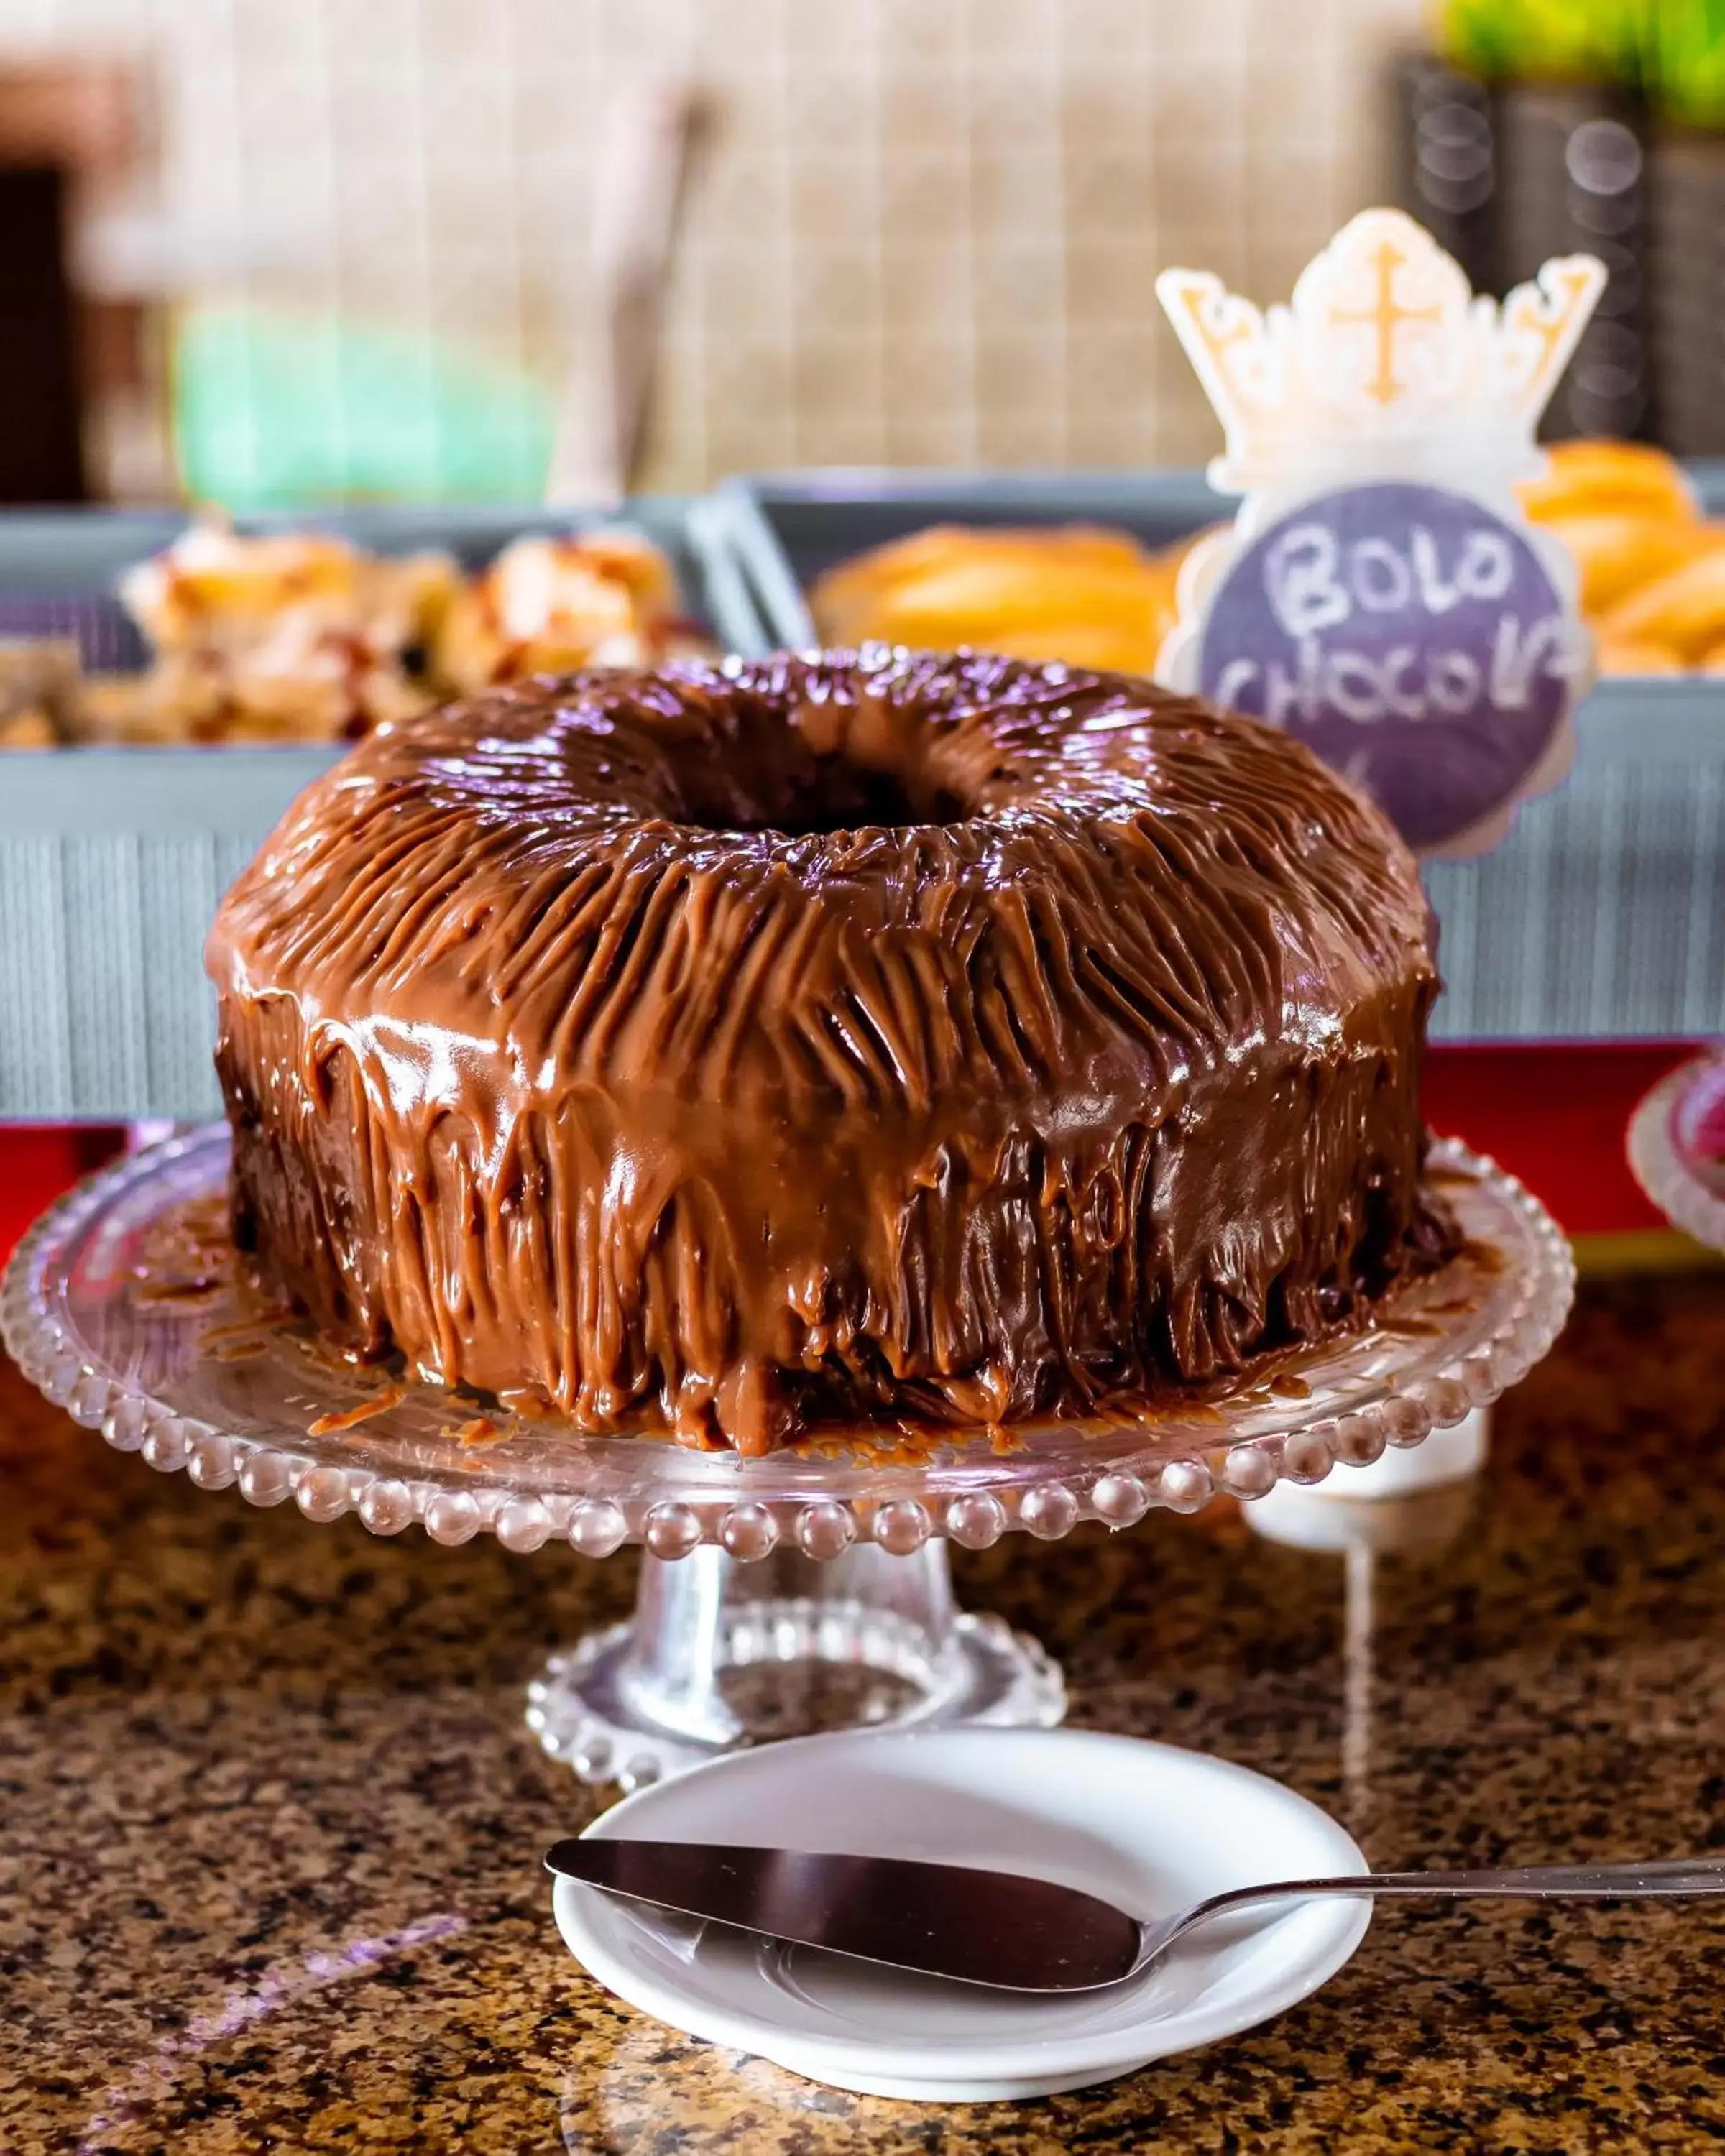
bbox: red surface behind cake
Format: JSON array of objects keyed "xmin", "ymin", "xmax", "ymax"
[{"xmin": 0, "ymin": 1044, "xmax": 1699, "ymax": 1280}]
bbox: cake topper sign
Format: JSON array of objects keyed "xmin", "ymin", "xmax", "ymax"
[{"xmin": 1154, "ymin": 209, "xmax": 1606, "ymax": 854}]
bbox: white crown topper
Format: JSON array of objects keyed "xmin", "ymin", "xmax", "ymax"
[{"xmin": 1156, "ymin": 209, "xmax": 1606, "ymax": 495}]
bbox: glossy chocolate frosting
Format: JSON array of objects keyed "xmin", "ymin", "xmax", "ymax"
[{"xmin": 206, "ymin": 649, "xmax": 1443, "ymax": 1453}]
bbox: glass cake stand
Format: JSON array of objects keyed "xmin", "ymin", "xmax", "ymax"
[
  {"xmin": 1628, "ymin": 1051, "xmax": 1725, "ymax": 1255},
  {"xmin": 1, "ymin": 1127, "xmax": 1573, "ymax": 1790}
]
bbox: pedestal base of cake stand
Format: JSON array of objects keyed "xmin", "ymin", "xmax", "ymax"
[
  {"xmin": 1, "ymin": 1128, "xmax": 1575, "ymax": 1799},
  {"xmin": 528, "ymin": 1542, "xmax": 1064, "ymax": 1792}
]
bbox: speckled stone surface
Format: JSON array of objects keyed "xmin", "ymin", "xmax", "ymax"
[{"xmin": 4, "ymin": 1272, "xmax": 1724, "ymax": 2155}]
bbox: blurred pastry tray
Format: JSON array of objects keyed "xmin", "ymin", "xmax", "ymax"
[
  {"xmin": 0, "ymin": 499, "xmax": 768, "ymax": 1120},
  {"xmin": 714, "ymin": 466, "xmax": 1725, "ymax": 1049}
]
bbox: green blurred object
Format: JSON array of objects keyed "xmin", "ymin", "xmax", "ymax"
[
  {"xmin": 1432, "ymin": 0, "xmax": 1650, "ymax": 86},
  {"xmin": 1643, "ymin": 0, "xmax": 1725, "ymax": 123},
  {"xmin": 170, "ymin": 304, "xmax": 558, "ymax": 509}
]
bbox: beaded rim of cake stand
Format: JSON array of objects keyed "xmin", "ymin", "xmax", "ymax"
[
  {"xmin": 1, "ymin": 1128, "xmax": 1574, "ymax": 1560},
  {"xmin": 1627, "ymin": 1053, "xmax": 1725, "ymax": 1256}
]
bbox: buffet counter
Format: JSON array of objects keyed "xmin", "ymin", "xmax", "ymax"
[{"xmin": 4, "ymin": 1263, "xmax": 1722, "ymax": 2152}]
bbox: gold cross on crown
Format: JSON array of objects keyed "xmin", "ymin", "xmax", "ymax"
[{"xmin": 1325, "ymin": 239, "xmax": 1443, "ymax": 407}]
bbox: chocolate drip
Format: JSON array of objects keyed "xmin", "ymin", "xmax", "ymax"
[{"xmin": 207, "ymin": 650, "xmax": 1444, "ymax": 1453}]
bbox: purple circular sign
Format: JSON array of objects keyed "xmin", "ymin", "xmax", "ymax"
[{"xmin": 1196, "ymin": 482, "xmax": 1573, "ymax": 849}]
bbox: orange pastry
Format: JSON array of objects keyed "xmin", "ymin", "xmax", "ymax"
[
  {"xmin": 1595, "ymin": 547, "xmax": 1725, "ymax": 664},
  {"xmin": 1519, "ymin": 441, "xmax": 1725, "ymax": 674},
  {"xmin": 1594, "ymin": 636, "xmax": 1685, "ymax": 676},
  {"xmin": 1518, "ymin": 440, "xmax": 1698, "ymax": 526},
  {"xmin": 1535, "ymin": 512, "xmax": 1725, "ymax": 616},
  {"xmin": 808, "ymin": 523, "xmax": 1213, "ymax": 676}
]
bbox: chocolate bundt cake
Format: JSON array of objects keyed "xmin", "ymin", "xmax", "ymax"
[{"xmin": 206, "ymin": 650, "xmax": 1444, "ymax": 1454}]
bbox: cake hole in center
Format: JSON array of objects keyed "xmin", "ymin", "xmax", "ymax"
[
  {"xmin": 767, "ymin": 765, "xmax": 968, "ymax": 837},
  {"xmin": 671, "ymin": 747, "xmax": 970, "ymax": 837}
]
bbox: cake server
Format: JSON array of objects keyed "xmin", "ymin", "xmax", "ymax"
[{"xmin": 544, "ymin": 1840, "xmax": 1725, "ymax": 1994}]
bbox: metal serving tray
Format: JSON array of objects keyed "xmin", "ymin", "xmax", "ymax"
[
  {"xmin": 714, "ymin": 467, "xmax": 1725, "ymax": 1046},
  {"xmin": 0, "ymin": 499, "xmax": 768, "ymax": 1120}
]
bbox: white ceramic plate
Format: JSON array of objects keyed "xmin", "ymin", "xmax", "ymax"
[{"xmin": 551, "ymin": 1726, "xmax": 1370, "ymax": 2102}]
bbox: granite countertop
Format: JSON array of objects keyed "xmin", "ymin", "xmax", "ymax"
[{"xmin": 4, "ymin": 1270, "xmax": 1724, "ymax": 2155}]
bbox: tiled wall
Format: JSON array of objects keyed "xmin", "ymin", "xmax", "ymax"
[{"xmin": 11, "ymin": 0, "xmax": 1420, "ymax": 489}]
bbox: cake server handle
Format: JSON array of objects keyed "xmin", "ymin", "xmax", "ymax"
[{"xmin": 1131, "ymin": 1858, "xmax": 1725, "ymax": 1976}]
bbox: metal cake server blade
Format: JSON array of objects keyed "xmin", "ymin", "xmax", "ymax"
[
  {"xmin": 544, "ymin": 1837, "xmax": 1142, "ymax": 1990},
  {"xmin": 545, "ymin": 1839, "xmax": 1725, "ymax": 1995}
]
